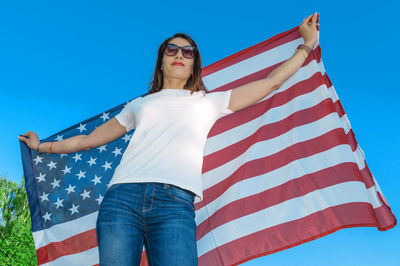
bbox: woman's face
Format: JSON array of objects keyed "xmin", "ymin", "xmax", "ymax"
[{"xmin": 161, "ymin": 37, "xmax": 195, "ymax": 83}]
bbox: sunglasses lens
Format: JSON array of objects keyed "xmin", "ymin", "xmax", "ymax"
[
  {"xmin": 182, "ymin": 47, "xmax": 195, "ymax": 59},
  {"xmin": 165, "ymin": 44, "xmax": 178, "ymax": 56}
]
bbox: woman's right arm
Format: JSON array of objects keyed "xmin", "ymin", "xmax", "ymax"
[{"xmin": 18, "ymin": 117, "xmax": 128, "ymax": 154}]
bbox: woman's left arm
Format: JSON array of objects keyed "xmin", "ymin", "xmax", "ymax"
[{"xmin": 228, "ymin": 12, "xmax": 319, "ymax": 112}]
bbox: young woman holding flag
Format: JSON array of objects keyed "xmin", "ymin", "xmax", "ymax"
[{"xmin": 18, "ymin": 12, "xmax": 319, "ymax": 266}]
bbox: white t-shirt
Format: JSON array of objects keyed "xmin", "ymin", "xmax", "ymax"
[{"xmin": 109, "ymin": 88, "xmax": 234, "ymax": 202}]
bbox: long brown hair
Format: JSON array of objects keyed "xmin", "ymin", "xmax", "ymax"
[{"xmin": 147, "ymin": 33, "xmax": 208, "ymax": 96}]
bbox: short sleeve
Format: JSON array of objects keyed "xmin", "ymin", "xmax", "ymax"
[
  {"xmin": 115, "ymin": 96, "xmax": 142, "ymax": 132},
  {"xmin": 205, "ymin": 90, "xmax": 234, "ymax": 119}
]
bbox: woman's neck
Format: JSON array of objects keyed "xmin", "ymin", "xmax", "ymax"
[{"xmin": 163, "ymin": 77, "xmax": 187, "ymax": 90}]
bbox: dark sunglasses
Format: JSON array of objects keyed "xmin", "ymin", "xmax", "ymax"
[{"xmin": 164, "ymin": 43, "xmax": 196, "ymax": 59}]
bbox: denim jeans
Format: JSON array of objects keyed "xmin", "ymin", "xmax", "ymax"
[{"xmin": 96, "ymin": 182, "xmax": 198, "ymax": 266}]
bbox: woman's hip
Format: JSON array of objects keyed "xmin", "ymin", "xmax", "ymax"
[{"xmin": 97, "ymin": 182, "xmax": 196, "ymax": 221}]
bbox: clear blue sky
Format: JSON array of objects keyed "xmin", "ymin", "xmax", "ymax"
[{"xmin": 1, "ymin": 1, "xmax": 398, "ymax": 265}]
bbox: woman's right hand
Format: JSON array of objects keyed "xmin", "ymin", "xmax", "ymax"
[
  {"xmin": 18, "ymin": 131, "xmax": 40, "ymax": 150},
  {"xmin": 298, "ymin": 12, "xmax": 319, "ymax": 49}
]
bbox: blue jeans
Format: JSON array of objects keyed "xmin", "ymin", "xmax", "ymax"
[{"xmin": 96, "ymin": 182, "xmax": 198, "ymax": 266}]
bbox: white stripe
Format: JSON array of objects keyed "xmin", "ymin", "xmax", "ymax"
[
  {"xmin": 197, "ymin": 181, "xmax": 376, "ymax": 257},
  {"xmin": 341, "ymin": 114, "xmax": 351, "ymax": 134},
  {"xmin": 367, "ymin": 185, "xmax": 383, "ymax": 209},
  {"xmin": 327, "ymin": 85, "xmax": 352, "ymax": 135},
  {"xmin": 39, "ymin": 247, "xmax": 99, "ymax": 266},
  {"xmin": 328, "ymin": 84, "xmax": 339, "ymax": 103},
  {"xmin": 196, "ymin": 144, "xmax": 357, "ymax": 225},
  {"xmin": 203, "ymin": 38, "xmax": 304, "ymax": 89},
  {"xmin": 370, "ymin": 174, "xmax": 388, "ymax": 206},
  {"xmin": 33, "ymin": 211, "xmax": 98, "ymax": 249},
  {"xmin": 353, "ymin": 145, "xmax": 366, "ymax": 170},
  {"xmin": 319, "ymin": 52, "xmax": 328, "ymax": 76}
]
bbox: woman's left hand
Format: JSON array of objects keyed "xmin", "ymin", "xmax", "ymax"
[{"xmin": 298, "ymin": 12, "xmax": 320, "ymax": 48}]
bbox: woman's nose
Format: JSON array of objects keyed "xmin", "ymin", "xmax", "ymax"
[{"xmin": 175, "ymin": 48, "xmax": 184, "ymax": 58}]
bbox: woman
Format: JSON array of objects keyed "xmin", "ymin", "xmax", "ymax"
[{"xmin": 18, "ymin": 13, "xmax": 319, "ymax": 266}]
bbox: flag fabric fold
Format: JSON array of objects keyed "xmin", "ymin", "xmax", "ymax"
[{"xmin": 20, "ymin": 25, "xmax": 396, "ymax": 266}]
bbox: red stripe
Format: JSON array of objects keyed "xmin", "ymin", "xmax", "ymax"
[
  {"xmin": 359, "ymin": 163, "xmax": 375, "ymax": 189},
  {"xmin": 196, "ymin": 162, "xmax": 363, "ymax": 240},
  {"xmin": 334, "ymin": 98, "xmax": 346, "ymax": 117},
  {"xmin": 376, "ymin": 192, "xmax": 396, "ymax": 228},
  {"xmin": 37, "ymin": 228, "xmax": 97, "ymax": 264},
  {"xmin": 346, "ymin": 128, "xmax": 357, "ymax": 151},
  {"xmin": 198, "ymin": 203, "xmax": 388, "ymax": 266},
  {"xmin": 140, "ymin": 250, "xmax": 150, "ymax": 266},
  {"xmin": 322, "ymin": 72, "xmax": 333, "ymax": 89},
  {"xmin": 202, "ymin": 26, "xmax": 304, "ymax": 77},
  {"xmin": 37, "ymin": 232, "xmax": 151, "ymax": 266}
]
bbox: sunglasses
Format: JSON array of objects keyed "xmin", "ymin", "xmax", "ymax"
[{"xmin": 164, "ymin": 43, "xmax": 196, "ymax": 59}]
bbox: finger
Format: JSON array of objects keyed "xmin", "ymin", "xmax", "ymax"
[
  {"xmin": 301, "ymin": 14, "xmax": 314, "ymax": 25},
  {"xmin": 301, "ymin": 15, "xmax": 312, "ymax": 26},
  {"xmin": 20, "ymin": 132, "xmax": 32, "ymax": 139},
  {"xmin": 312, "ymin": 12, "xmax": 318, "ymax": 24}
]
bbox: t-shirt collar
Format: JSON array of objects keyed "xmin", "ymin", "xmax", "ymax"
[{"xmin": 160, "ymin": 88, "xmax": 193, "ymax": 96}]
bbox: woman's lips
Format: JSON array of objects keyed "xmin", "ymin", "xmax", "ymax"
[{"xmin": 172, "ymin": 62, "xmax": 185, "ymax": 66}]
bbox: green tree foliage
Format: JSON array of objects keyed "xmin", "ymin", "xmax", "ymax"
[{"xmin": 0, "ymin": 175, "xmax": 37, "ymax": 265}]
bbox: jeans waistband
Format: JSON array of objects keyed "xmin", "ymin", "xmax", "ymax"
[{"xmin": 168, "ymin": 184, "xmax": 196, "ymax": 197}]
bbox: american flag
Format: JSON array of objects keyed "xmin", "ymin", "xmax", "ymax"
[{"xmin": 20, "ymin": 24, "xmax": 396, "ymax": 266}]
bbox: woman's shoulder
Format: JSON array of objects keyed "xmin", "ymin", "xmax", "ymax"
[{"xmin": 124, "ymin": 94, "xmax": 145, "ymax": 107}]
